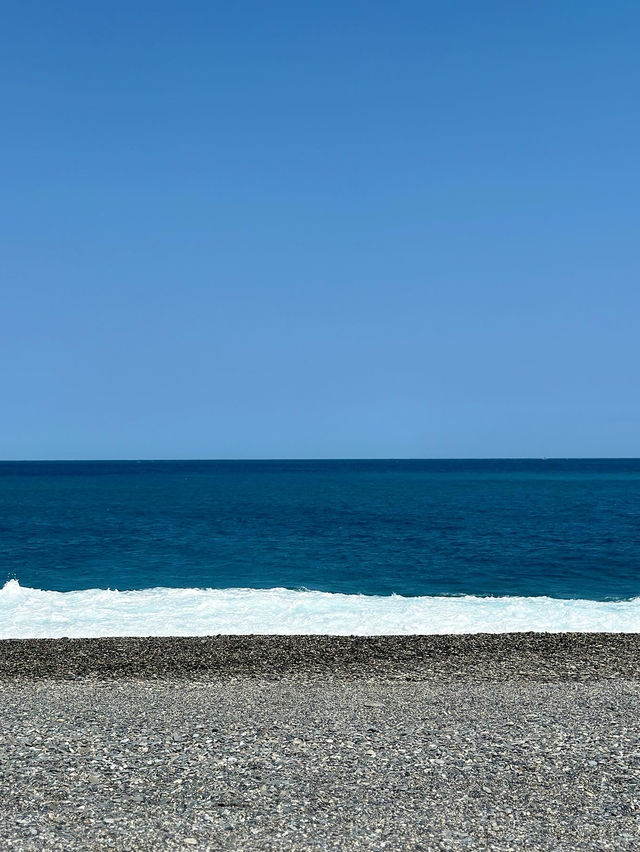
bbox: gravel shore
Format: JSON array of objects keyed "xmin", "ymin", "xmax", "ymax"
[{"xmin": 1, "ymin": 635, "xmax": 639, "ymax": 851}]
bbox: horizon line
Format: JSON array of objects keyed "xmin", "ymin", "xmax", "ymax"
[{"xmin": 1, "ymin": 457, "xmax": 639, "ymax": 463}]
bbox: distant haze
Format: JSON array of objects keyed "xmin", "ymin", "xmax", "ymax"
[{"xmin": 2, "ymin": 2, "xmax": 638, "ymax": 459}]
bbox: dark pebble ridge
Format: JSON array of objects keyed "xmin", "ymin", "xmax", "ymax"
[{"xmin": 2, "ymin": 633, "xmax": 640, "ymax": 681}]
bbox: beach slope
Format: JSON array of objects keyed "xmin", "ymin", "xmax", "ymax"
[{"xmin": 1, "ymin": 634, "xmax": 639, "ymax": 850}]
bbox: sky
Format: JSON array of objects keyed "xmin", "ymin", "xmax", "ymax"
[{"xmin": 2, "ymin": 1, "xmax": 639, "ymax": 459}]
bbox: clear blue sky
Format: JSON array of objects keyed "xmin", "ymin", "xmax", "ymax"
[{"xmin": 2, "ymin": 1, "xmax": 638, "ymax": 458}]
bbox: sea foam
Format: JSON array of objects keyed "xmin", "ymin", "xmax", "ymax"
[{"xmin": 1, "ymin": 579, "xmax": 639, "ymax": 638}]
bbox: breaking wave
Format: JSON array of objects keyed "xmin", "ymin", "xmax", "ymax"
[{"xmin": 1, "ymin": 579, "xmax": 639, "ymax": 638}]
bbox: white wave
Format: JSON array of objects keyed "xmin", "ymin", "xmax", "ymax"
[{"xmin": 1, "ymin": 579, "xmax": 639, "ymax": 638}]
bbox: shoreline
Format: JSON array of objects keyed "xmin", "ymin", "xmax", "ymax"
[{"xmin": 2, "ymin": 632, "xmax": 640, "ymax": 680}]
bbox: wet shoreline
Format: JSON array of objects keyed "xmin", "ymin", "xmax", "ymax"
[{"xmin": 2, "ymin": 633, "xmax": 640, "ymax": 681}]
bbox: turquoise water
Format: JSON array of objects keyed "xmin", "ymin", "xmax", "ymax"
[{"xmin": 1, "ymin": 459, "xmax": 639, "ymax": 600}]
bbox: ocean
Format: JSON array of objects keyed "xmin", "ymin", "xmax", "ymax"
[{"xmin": 1, "ymin": 459, "xmax": 639, "ymax": 637}]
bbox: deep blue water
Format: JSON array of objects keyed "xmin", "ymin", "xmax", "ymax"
[{"xmin": 1, "ymin": 460, "xmax": 639, "ymax": 600}]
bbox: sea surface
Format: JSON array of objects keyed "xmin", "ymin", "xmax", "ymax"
[{"xmin": 1, "ymin": 459, "xmax": 639, "ymax": 637}]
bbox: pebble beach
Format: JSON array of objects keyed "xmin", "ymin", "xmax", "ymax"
[{"xmin": 1, "ymin": 634, "xmax": 640, "ymax": 850}]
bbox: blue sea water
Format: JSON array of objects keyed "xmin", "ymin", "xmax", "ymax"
[
  {"xmin": 2, "ymin": 458, "xmax": 639, "ymax": 597},
  {"xmin": 1, "ymin": 460, "xmax": 639, "ymax": 636}
]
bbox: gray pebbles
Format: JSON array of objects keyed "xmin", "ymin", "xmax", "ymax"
[{"xmin": 1, "ymin": 635, "xmax": 640, "ymax": 850}]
